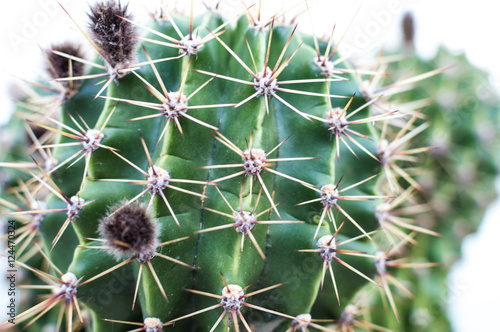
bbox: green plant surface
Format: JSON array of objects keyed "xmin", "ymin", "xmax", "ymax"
[{"xmin": 1, "ymin": 2, "xmax": 498, "ymax": 332}]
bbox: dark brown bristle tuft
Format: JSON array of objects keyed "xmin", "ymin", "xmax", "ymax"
[
  {"xmin": 45, "ymin": 42, "xmax": 85, "ymax": 95},
  {"xmin": 88, "ymin": 0, "xmax": 137, "ymax": 72},
  {"xmin": 99, "ymin": 202, "xmax": 158, "ymax": 259},
  {"xmin": 402, "ymin": 12, "xmax": 415, "ymax": 51}
]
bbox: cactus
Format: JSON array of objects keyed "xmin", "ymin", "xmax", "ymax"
[
  {"xmin": 369, "ymin": 47, "xmax": 500, "ymax": 332},
  {"xmin": 1, "ymin": 2, "xmax": 497, "ymax": 332},
  {"xmin": 342, "ymin": 13, "xmax": 500, "ymax": 332}
]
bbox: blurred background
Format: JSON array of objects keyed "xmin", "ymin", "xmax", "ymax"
[{"xmin": 0, "ymin": 1, "xmax": 499, "ymax": 331}]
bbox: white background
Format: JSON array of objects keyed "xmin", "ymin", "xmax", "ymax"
[{"xmin": 1, "ymin": 1, "xmax": 499, "ymax": 331}]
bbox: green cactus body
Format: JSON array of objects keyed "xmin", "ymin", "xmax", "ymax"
[
  {"xmin": 4, "ymin": 3, "xmax": 496, "ymax": 332},
  {"xmin": 364, "ymin": 46, "xmax": 500, "ymax": 332}
]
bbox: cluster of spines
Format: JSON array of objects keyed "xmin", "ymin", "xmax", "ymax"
[{"xmin": 0, "ymin": 1, "xmax": 447, "ymax": 331}]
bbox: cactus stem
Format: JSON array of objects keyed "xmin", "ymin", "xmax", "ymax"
[
  {"xmin": 207, "ymin": 31, "xmax": 257, "ymax": 77},
  {"xmin": 204, "ymin": 26, "xmax": 347, "ymax": 120},
  {"xmin": 360, "ymin": 64, "xmax": 452, "ymax": 113},
  {"xmin": 26, "ymin": 159, "xmax": 93, "ymax": 250},
  {"xmin": 25, "ymin": 122, "xmax": 59, "ymax": 171},
  {"xmin": 240, "ymin": 0, "xmax": 275, "ymax": 31},
  {"xmin": 205, "ymin": 132, "xmax": 315, "ymax": 217},
  {"xmin": 287, "ymin": 313, "xmax": 335, "ymax": 332},
  {"xmin": 134, "ymin": 53, "xmax": 186, "ymax": 68},
  {"xmin": 199, "ymin": 184, "xmax": 303, "ymax": 260},
  {"xmin": 0, "ymin": 3, "xmax": 467, "ymax": 329},
  {"xmin": 207, "ymin": 132, "xmax": 315, "ymax": 185},
  {"xmin": 82, "ymin": 204, "xmax": 194, "ymax": 305},
  {"xmin": 375, "ymin": 252, "xmax": 402, "ymax": 321},
  {"xmin": 49, "ymin": 196, "xmax": 86, "ymax": 251},
  {"xmin": 337, "ymin": 304, "xmax": 393, "ymax": 332},
  {"xmin": 57, "ymin": 2, "xmax": 109, "ymax": 69},
  {"xmin": 80, "ymin": 256, "xmax": 135, "ymax": 286},
  {"xmin": 26, "ymin": 103, "xmax": 118, "ymax": 188},
  {"xmin": 381, "ymin": 66, "xmax": 454, "ymax": 96},
  {"xmin": 100, "ymin": 137, "xmax": 207, "ymax": 222},
  {"xmin": 51, "ymin": 49, "xmax": 106, "ymax": 71},
  {"xmin": 123, "ymin": 1, "xmax": 231, "ymax": 60},
  {"xmin": 377, "ymin": 112, "xmax": 432, "ymax": 194},
  {"xmin": 169, "ymin": 277, "xmax": 292, "ymax": 330},
  {"xmin": 306, "ymin": 93, "xmax": 396, "ymax": 161},
  {"xmin": 372, "ymin": 238, "xmax": 440, "ymax": 321},
  {"xmin": 298, "ymin": 175, "xmax": 383, "ymax": 241},
  {"xmin": 255, "ymin": 67, "xmax": 278, "ymax": 98},
  {"xmin": 56, "ymin": 2, "xmax": 139, "ymax": 98},
  {"xmin": 87, "ymin": 1, "xmax": 137, "ymax": 71},
  {"xmin": 11, "ymin": 72, "xmax": 59, "ymax": 95},
  {"xmin": 0, "ymin": 258, "xmax": 84, "ymax": 331},
  {"xmin": 103, "ymin": 317, "xmax": 171, "ymax": 331},
  {"xmin": 376, "ymin": 197, "xmax": 441, "ymax": 240},
  {"xmin": 80, "ymin": 252, "xmax": 179, "ymax": 306},
  {"xmin": 0, "ymin": 182, "xmax": 47, "ymax": 258},
  {"xmin": 308, "ymin": 4, "xmax": 360, "ymax": 78},
  {"xmin": 103, "ymin": 54, "xmax": 225, "ymax": 139},
  {"xmin": 274, "ymin": 86, "xmax": 348, "ymax": 100},
  {"xmin": 299, "ymin": 222, "xmax": 380, "ymax": 303},
  {"xmin": 42, "ymin": 43, "xmax": 85, "ymax": 100}
]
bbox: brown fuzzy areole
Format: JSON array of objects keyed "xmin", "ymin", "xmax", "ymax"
[
  {"xmin": 99, "ymin": 202, "xmax": 159, "ymax": 259},
  {"xmin": 45, "ymin": 43, "xmax": 85, "ymax": 94},
  {"xmin": 88, "ymin": 0, "xmax": 137, "ymax": 71},
  {"xmin": 402, "ymin": 12, "xmax": 415, "ymax": 51}
]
